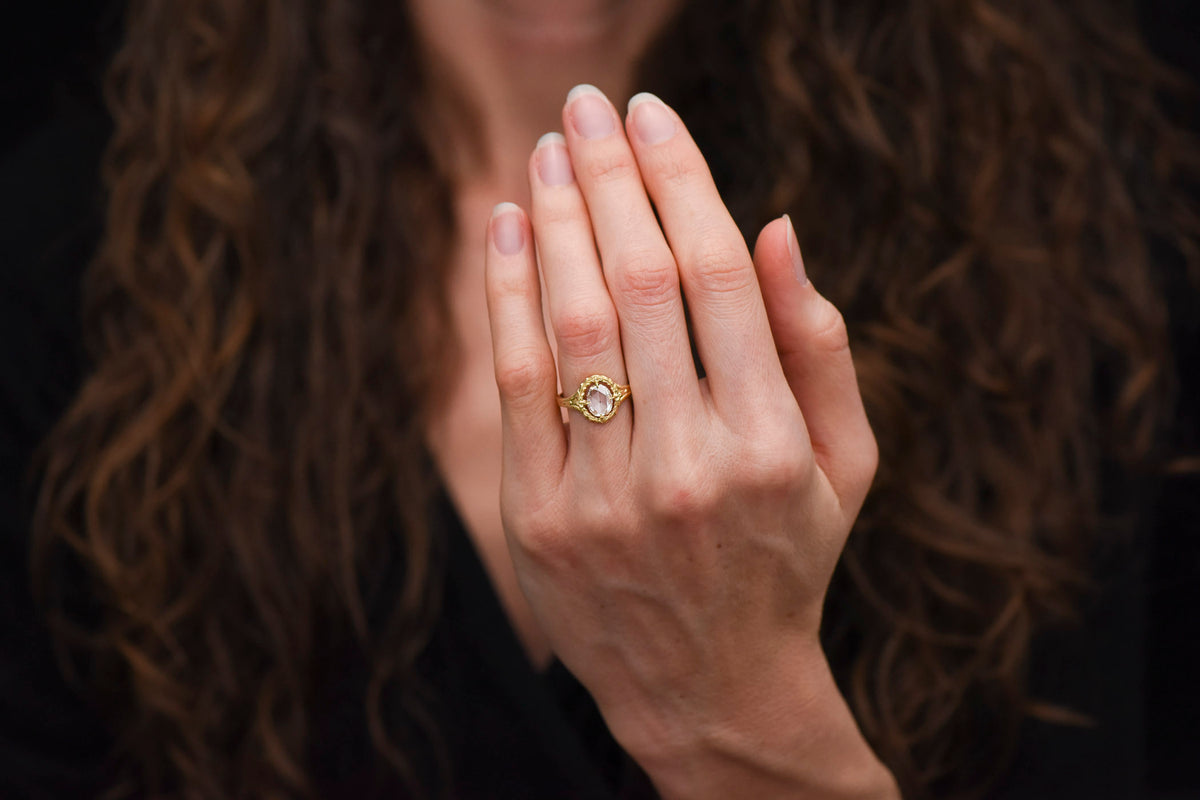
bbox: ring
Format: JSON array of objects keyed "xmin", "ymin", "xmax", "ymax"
[{"xmin": 557, "ymin": 374, "xmax": 631, "ymax": 424}]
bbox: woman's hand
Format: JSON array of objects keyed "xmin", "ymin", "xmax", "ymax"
[{"xmin": 484, "ymin": 85, "xmax": 898, "ymax": 799}]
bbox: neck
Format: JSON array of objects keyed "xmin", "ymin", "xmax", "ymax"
[{"xmin": 408, "ymin": 0, "xmax": 681, "ymax": 194}]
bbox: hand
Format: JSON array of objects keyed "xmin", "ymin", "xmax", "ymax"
[{"xmin": 484, "ymin": 85, "xmax": 897, "ymax": 799}]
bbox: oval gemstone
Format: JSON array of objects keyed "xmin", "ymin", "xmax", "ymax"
[{"xmin": 585, "ymin": 383, "xmax": 614, "ymax": 418}]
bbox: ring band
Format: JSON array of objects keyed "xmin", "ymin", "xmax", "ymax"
[{"xmin": 557, "ymin": 374, "xmax": 631, "ymax": 424}]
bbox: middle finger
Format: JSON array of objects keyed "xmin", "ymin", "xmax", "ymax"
[{"xmin": 623, "ymin": 92, "xmax": 789, "ymax": 417}]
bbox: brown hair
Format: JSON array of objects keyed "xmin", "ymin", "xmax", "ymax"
[{"xmin": 33, "ymin": 0, "xmax": 1199, "ymax": 798}]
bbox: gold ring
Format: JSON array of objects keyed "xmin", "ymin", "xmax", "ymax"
[{"xmin": 557, "ymin": 374, "xmax": 631, "ymax": 424}]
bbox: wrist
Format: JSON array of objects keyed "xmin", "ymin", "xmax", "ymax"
[{"xmin": 617, "ymin": 643, "xmax": 900, "ymax": 800}]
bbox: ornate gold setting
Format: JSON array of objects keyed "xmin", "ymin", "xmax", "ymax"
[{"xmin": 557, "ymin": 374, "xmax": 631, "ymax": 424}]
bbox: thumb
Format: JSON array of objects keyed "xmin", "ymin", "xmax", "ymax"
[{"xmin": 752, "ymin": 215, "xmax": 878, "ymax": 515}]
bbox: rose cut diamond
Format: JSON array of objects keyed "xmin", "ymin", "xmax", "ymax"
[{"xmin": 585, "ymin": 383, "xmax": 614, "ymax": 418}]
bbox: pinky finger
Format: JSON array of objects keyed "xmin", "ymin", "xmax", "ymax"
[{"xmin": 485, "ymin": 202, "xmax": 567, "ymax": 497}]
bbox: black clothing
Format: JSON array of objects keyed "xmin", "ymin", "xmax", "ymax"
[{"xmin": 3, "ymin": 43, "xmax": 1199, "ymax": 800}]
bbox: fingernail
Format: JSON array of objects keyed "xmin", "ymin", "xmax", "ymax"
[
  {"xmin": 628, "ymin": 93, "xmax": 677, "ymax": 145},
  {"xmin": 536, "ymin": 133, "xmax": 575, "ymax": 186},
  {"xmin": 567, "ymin": 84, "xmax": 615, "ymax": 140},
  {"xmin": 492, "ymin": 203, "xmax": 525, "ymax": 255},
  {"xmin": 784, "ymin": 214, "xmax": 808, "ymax": 286}
]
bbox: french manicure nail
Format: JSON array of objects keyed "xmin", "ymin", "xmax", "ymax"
[
  {"xmin": 536, "ymin": 132, "xmax": 575, "ymax": 186},
  {"xmin": 628, "ymin": 93, "xmax": 677, "ymax": 145},
  {"xmin": 567, "ymin": 84, "xmax": 615, "ymax": 140},
  {"xmin": 492, "ymin": 203, "xmax": 525, "ymax": 255},
  {"xmin": 785, "ymin": 214, "xmax": 808, "ymax": 286}
]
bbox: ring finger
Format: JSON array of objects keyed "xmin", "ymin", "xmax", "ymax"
[{"xmin": 529, "ymin": 132, "xmax": 632, "ymax": 467}]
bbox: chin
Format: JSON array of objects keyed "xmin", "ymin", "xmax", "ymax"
[{"xmin": 488, "ymin": 0, "xmax": 683, "ymax": 45}]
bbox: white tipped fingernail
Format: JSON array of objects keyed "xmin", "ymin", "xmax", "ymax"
[
  {"xmin": 567, "ymin": 84, "xmax": 615, "ymax": 139},
  {"xmin": 535, "ymin": 133, "xmax": 574, "ymax": 186},
  {"xmin": 627, "ymin": 92, "xmax": 676, "ymax": 145},
  {"xmin": 491, "ymin": 203, "xmax": 525, "ymax": 255},
  {"xmin": 785, "ymin": 214, "xmax": 808, "ymax": 286},
  {"xmin": 627, "ymin": 92, "xmax": 664, "ymax": 113},
  {"xmin": 567, "ymin": 83, "xmax": 605, "ymax": 103}
]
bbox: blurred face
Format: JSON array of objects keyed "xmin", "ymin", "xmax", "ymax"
[{"xmin": 408, "ymin": 0, "xmax": 685, "ymax": 50}]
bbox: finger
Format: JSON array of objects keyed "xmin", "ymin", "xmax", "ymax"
[
  {"xmin": 752, "ymin": 216, "xmax": 878, "ymax": 515},
  {"xmin": 624, "ymin": 92, "xmax": 788, "ymax": 415},
  {"xmin": 528, "ymin": 132, "xmax": 632, "ymax": 460},
  {"xmin": 561, "ymin": 84, "xmax": 701, "ymax": 434},
  {"xmin": 485, "ymin": 202, "xmax": 567, "ymax": 497}
]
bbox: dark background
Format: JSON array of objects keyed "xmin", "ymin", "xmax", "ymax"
[
  {"xmin": 1, "ymin": 0, "xmax": 1197, "ymax": 795},
  {"xmin": 2, "ymin": 1, "xmax": 1197, "ymax": 153}
]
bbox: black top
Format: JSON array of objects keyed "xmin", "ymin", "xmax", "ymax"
[{"xmin": 2, "ymin": 76, "xmax": 1199, "ymax": 800}]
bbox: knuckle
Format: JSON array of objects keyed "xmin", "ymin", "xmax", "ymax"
[
  {"xmin": 809, "ymin": 298, "xmax": 852, "ymax": 357},
  {"xmin": 552, "ymin": 301, "xmax": 618, "ymax": 359},
  {"xmin": 511, "ymin": 513, "xmax": 568, "ymax": 564},
  {"xmin": 504, "ymin": 492, "xmax": 571, "ymax": 558},
  {"xmin": 583, "ymin": 151, "xmax": 638, "ymax": 185},
  {"xmin": 534, "ymin": 196, "xmax": 585, "ymax": 228},
  {"xmin": 489, "ymin": 264, "xmax": 533, "ymax": 300},
  {"xmin": 656, "ymin": 154, "xmax": 705, "ymax": 189},
  {"xmin": 862, "ymin": 431, "xmax": 880, "ymax": 480},
  {"xmin": 686, "ymin": 239, "xmax": 755, "ymax": 297},
  {"xmin": 611, "ymin": 249, "xmax": 677, "ymax": 309},
  {"xmin": 849, "ymin": 431, "xmax": 880, "ymax": 499},
  {"xmin": 737, "ymin": 432, "xmax": 811, "ymax": 493},
  {"xmin": 572, "ymin": 490, "xmax": 621, "ymax": 537},
  {"xmin": 645, "ymin": 465, "xmax": 715, "ymax": 522},
  {"xmin": 510, "ymin": 492, "xmax": 623, "ymax": 568},
  {"xmin": 494, "ymin": 348, "xmax": 556, "ymax": 400}
]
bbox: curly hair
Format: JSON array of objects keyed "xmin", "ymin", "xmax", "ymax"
[{"xmin": 32, "ymin": 0, "xmax": 1199, "ymax": 798}]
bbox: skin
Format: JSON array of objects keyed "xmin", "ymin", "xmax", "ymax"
[
  {"xmin": 419, "ymin": 2, "xmax": 900, "ymax": 796},
  {"xmin": 417, "ymin": 0, "xmax": 686, "ymax": 667}
]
